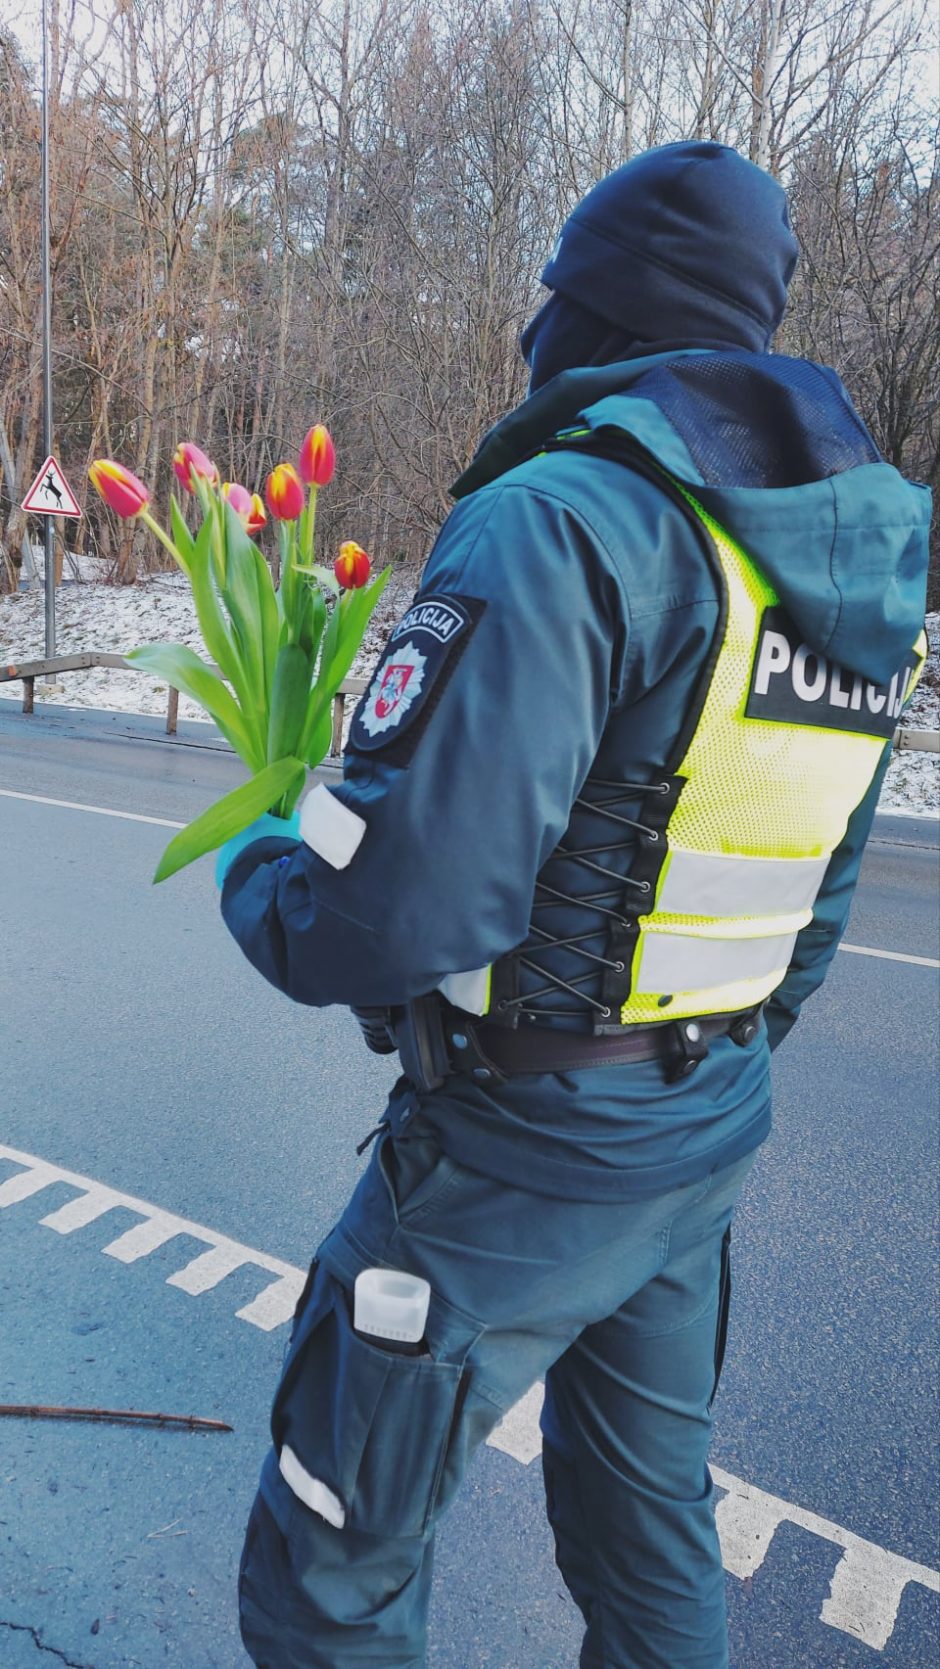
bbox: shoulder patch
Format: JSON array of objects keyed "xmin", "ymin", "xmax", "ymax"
[{"xmin": 349, "ymin": 593, "xmax": 486, "ymax": 764}]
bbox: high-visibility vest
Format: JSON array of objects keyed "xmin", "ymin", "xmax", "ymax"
[
  {"xmin": 614, "ymin": 484, "xmax": 926, "ymax": 1024},
  {"xmin": 438, "ymin": 461, "xmax": 926, "ymax": 1030}
]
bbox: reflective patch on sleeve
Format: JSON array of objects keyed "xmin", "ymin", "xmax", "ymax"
[
  {"xmin": 349, "ymin": 594, "xmax": 486, "ymax": 764},
  {"xmin": 437, "ymin": 965, "xmax": 492, "ymax": 1015},
  {"xmin": 300, "ymin": 784, "xmax": 366, "ymax": 870}
]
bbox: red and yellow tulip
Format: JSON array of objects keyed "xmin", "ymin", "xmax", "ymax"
[
  {"xmin": 173, "ymin": 442, "xmax": 218, "ymax": 494},
  {"xmin": 88, "ymin": 459, "xmax": 150, "ymax": 518},
  {"xmin": 247, "ymin": 493, "xmax": 267, "ymax": 535},
  {"xmin": 265, "ymin": 463, "xmax": 305, "ymax": 522},
  {"xmin": 299, "ymin": 424, "xmax": 336, "ymax": 488},
  {"xmin": 334, "ymin": 541, "xmax": 372, "ymax": 590}
]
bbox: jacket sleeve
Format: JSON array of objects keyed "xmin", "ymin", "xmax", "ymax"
[
  {"xmin": 763, "ymin": 743, "xmax": 892, "ymax": 1052},
  {"xmin": 220, "ymin": 480, "xmax": 627, "ymax": 1007}
]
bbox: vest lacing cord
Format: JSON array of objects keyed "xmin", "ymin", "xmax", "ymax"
[{"xmin": 495, "ymin": 777, "xmax": 671, "ymax": 1023}]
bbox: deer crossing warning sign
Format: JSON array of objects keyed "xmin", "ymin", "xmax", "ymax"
[{"xmin": 22, "ymin": 455, "xmax": 82, "ymax": 518}]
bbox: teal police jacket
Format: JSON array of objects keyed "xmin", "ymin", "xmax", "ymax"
[{"xmin": 221, "ymin": 350, "xmax": 930, "ymax": 1199}]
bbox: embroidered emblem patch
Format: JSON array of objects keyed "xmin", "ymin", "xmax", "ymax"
[
  {"xmin": 359, "ymin": 641, "xmax": 427, "ymax": 737},
  {"xmin": 350, "ymin": 592, "xmax": 486, "ymax": 763}
]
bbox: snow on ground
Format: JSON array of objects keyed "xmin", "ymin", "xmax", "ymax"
[
  {"xmin": 1, "ymin": 578, "xmax": 937, "ymax": 814},
  {"xmin": 882, "ymin": 613, "xmax": 940, "ymax": 813},
  {"xmin": 0, "ymin": 570, "xmax": 411, "ymax": 728}
]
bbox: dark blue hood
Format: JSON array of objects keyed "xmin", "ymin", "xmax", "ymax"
[{"xmin": 454, "ymin": 351, "xmax": 930, "ymax": 687}]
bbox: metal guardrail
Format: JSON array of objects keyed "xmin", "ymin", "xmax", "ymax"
[
  {"xmin": 1, "ymin": 652, "xmax": 938, "ymax": 755},
  {"xmin": 0, "ymin": 653, "xmax": 369, "ymax": 757},
  {"xmin": 893, "ymin": 727, "xmax": 940, "ymax": 753}
]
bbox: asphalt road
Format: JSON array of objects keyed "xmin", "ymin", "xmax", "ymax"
[{"xmin": 1, "ymin": 703, "xmax": 938, "ymax": 1669}]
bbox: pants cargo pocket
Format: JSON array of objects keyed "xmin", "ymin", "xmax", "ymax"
[{"xmin": 271, "ymin": 1264, "xmax": 465, "ymax": 1540}]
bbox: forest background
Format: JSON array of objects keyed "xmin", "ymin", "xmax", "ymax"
[{"xmin": 0, "ymin": 0, "xmax": 937, "ymax": 600}]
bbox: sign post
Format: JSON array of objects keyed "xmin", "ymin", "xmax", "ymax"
[{"xmin": 40, "ymin": 0, "xmax": 55, "ymax": 656}]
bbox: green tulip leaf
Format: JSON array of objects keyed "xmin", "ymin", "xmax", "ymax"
[
  {"xmin": 322, "ymin": 567, "xmax": 391, "ymax": 692},
  {"xmin": 267, "ymin": 641, "xmax": 313, "ymax": 764},
  {"xmin": 294, "ymin": 562, "xmax": 340, "ymax": 597},
  {"xmin": 306, "ymin": 703, "xmax": 334, "ymax": 767},
  {"xmin": 126, "ymin": 642, "xmax": 258, "ymax": 764},
  {"xmin": 153, "ymin": 755, "xmax": 305, "ymax": 882},
  {"xmin": 220, "ymin": 502, "xmax": 278, "ymax": 714},
  {"xmin": 168, "ymin": 496, "xmax": 195, "ymax": 578}
]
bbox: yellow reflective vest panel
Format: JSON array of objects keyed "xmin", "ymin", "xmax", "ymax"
[{"xmin": 619, "ymin": 487, "xmax": 926, "ymax": 1024}]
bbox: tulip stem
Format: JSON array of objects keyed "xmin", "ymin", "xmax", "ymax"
[
  {"xmin": 302, "ymin": 486, "xmax": 318, "ymax": 569},
  {"xmin": 140, "ymin": 509, "xmax": 185, "ymax": 568}
]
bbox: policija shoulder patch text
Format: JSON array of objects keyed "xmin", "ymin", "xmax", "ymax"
[
  {"xmin": 745, "ymin": 607, "xmax": 917, "ymax": 740},
  {"xmin": 350, "ymin": 594, "xmax": 486, "ymax": 763}
]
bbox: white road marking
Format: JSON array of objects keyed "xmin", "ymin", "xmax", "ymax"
[
  {"xmin": 0, "ymin": 1162, "xmax": 62, "ymax": 1205},
  {"xmin": 4, "ymin": 787, "xmax": 938, "ymax": 971},
  {"xmin": 839, "ymin": 941, "xmax": 940, "ymax": 969},
  {"xmin": 236, "ymin": 1274, "xmax": 312, "ymax": 1331},
  {"xmin": 0, "ymin": 1143, "xmax": 304, "ymax": 1331},
  {"xmin": 3, "ymin": 1141, "xmax": 939, "ymax": 1650},
  {"xmin": 495, "ymin": 1385, "xmax": 939, "ymax": 1652},
  {"xmin": 0, "ymin": 787, "xmax": 185, "ymax": 828},
  {"xmin": 711, "ymin": 1467, "xmax": 940, "ymax": 1652},
  {"xmin": 103, "ymin": 1212, "xmax": 188, "ymax": 1262},
  {"xmin": 41, "ymin": 1185, "xmax": 126, "ymax": 1232},
  {"xmin": 488, "ymin": 1381, "xmax": 545, "ymax": 1465},
  {"xmin": 167, "ymin": 1242, "xmax": 250, "ymax": 1295}
]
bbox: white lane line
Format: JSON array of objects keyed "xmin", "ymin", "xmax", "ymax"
[
  {"xmin": 2, "ymin": 1144, "xmax": 937, "ymax": 1649},
  {"xmin": 4, "ymin": 788, "xmax": 938, "ymax": 971},
  {"xmin": 0, "ymin": 1143, "xmax": 304, "ymax": 1331},
  {"xmin": 236, "ymin": 1274, "xmax": 308, "ymax": 1331},
  {"xmin": 0, "ymin": 787, "xmax": 184, "ymax": 828},
  {"xmin": 839, "ymin": 941, "xmax": 939, "ymax": 969}
]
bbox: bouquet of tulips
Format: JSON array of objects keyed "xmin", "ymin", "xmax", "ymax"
[{"xmin": 89, "ymin": 426, "xmax": 389, "ymax": 882}]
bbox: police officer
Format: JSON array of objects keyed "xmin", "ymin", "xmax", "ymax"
[{"xmin": 219, "ymin": 141, "xmax": 929, "ymax": 1667}]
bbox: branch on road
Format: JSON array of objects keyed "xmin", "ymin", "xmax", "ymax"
[{"xmin": 0, "ymin": 1403, "xmax": 232, "ymax": 1432}]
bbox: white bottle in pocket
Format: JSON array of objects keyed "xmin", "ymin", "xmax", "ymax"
[{"xmin": 354, "ymin": 1267, "xmax": 431, "ymax": 1353}]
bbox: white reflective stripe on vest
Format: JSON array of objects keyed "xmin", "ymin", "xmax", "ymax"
[
  {"xmin": 635, "ymin": 927, "xmax": 799, "ymax": 995},
  {"xmin": 656, "ymin": 848, "xmax": 829, "ymax": 918}
]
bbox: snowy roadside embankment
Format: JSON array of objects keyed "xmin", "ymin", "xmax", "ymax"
[
  {"xmin": 0, "ymin": 572, "xmax": 409, "ymax": 727},
  {"xmin": 1, "ymin": 579, "xmax": 937, "ymax": 815}
]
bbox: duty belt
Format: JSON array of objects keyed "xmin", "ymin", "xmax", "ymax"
[{"xmin": 388, "ymin": 994, "xmax": 763, "ymax": 1093}]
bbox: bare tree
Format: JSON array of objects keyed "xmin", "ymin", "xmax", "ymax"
[{"xmin": 0, "ymin": 0, "xmax": 935, "ymax": 597}]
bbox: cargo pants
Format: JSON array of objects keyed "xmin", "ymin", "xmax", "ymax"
[{"xmin": 238, "ymin": 1093, "xmax": 755, "ymax": 1668}]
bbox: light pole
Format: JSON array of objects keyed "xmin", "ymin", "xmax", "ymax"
[{"xmin": 41, "ymin": 0, "xmax": 55, "ymax": 658}]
